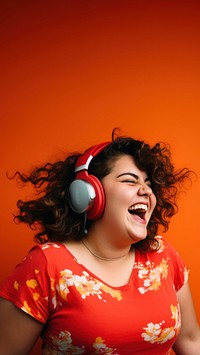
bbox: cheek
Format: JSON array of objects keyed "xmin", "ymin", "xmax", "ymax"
[
  {"xmin": 103, "ymin": 187, "xmax": 128, "ymax": 212},
  {"xmin": 104, "ymin": 191, "xmax": 123, "ymax": 209}
]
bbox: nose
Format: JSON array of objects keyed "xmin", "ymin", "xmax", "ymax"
[{"xmin": 137, "ymin": 183, "xmax": 153, "ymax": 197}]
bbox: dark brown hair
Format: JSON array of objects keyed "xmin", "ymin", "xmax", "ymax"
[{"xmin": 11, "ymin": 129, "xmax": 192, "ymax": 251}]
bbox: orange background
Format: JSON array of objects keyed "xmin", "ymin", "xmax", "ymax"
[{"xmin": 0, "ymin": 1, "xmax": 199, "ymax": 353}]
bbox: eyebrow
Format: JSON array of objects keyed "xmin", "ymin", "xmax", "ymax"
[{"xmin": 117, "ymin": 172, "xmax": 150, "ymax": 182}]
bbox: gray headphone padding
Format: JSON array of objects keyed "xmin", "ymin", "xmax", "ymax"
[{"xmin": 69, "ymin": 179, "xmax": 96, "ymax": 213}]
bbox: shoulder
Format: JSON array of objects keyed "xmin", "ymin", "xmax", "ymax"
[
  {"xmin": 26, "ymin": 242, "xmax": 75, "ymax": 272},
  {"xmin": 0, "ymin": 242, "xmax": 75, "ymax": 299},
  {"xmin": 154, "ymin": 235, "xmax": 189, "ymax": 290},
  {"xmin": 27, "ymin": 241, "xmax": 69, "ymax": 260},
  {"xmin": 155, "ymin": 235, "xmax": 185, "ymax": 260},
  {"xmin": 137, "ymin": 235, "xmax": 182, "ymax": 264},
  {"xmin": 152, "ymin": 235, "xmax": 186, "ymax": 266},
  {"xmin": 30, "ymin": 241, "xmax": 65, "ymax": 252},
  {"xmin": 2, "ymin": 242, "xmax": 73, "ymax": 284},
  {"xmin": 143, "ymin": 235, "xmax": 189, "ymax": 278},
  {"xmin": 153, "ymin": 235, "xmax": 175, "ymax": 253}
]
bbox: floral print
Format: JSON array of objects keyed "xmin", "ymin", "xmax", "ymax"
[
  {"xmin": 56, "ymin": 269, "xmax": 122, "ymax": 302},
  {"xmin": 141, "ymin": 304, "xmax": 181, "ymax": 344},
  {"xmin": 43, "ymin": 333, "xmax": 118, "ymax": 355},
  {"xmin": 0, "ymin": 237, "xmax": 188, "ymax": 354},
  {"xmin": 92, "ymin": 337, "xmax": 118, "ymax": 354},
  {"xmin": 135, "ymin": 258, "xmax": 169, "ymax": 294},
  {"xmin": 43, "ymin": 330, "xmax": 85, "ymax": 354}
]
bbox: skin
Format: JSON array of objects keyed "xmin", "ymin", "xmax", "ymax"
[
  {"xmin": 87, "ymin": 154, "xmax": 157, "ymax": 254},
  {"xmin": 0, "ymin": 297, "xmax": 43, "ymax": 354},
  {"xmin": 0, "ymin": 154, "xmax": 199, "ymax": 354},
  {"xmin": 173, "ymin": 282, "xmax": 200, "ymax": 354}
]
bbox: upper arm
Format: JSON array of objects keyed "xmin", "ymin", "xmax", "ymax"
[
  {"xmin": 173, "ymin": 282, "xmax": 200, "ymax": 355},
  {"xmin": 0, "ymin": 297, "xmax": 44, "ymax": 355}
]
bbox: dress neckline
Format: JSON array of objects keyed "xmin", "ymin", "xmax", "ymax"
[{"xmin": 57, "ymin": 242, "xmax": 138, "ymax": 290}]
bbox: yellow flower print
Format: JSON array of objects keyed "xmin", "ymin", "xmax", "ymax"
[
  {"xmin": 33, "ymin": 292, "xmax": 40, "ymax": 301},
  {"xmin": 56, "ymin": 270, "xmax": 71, "ymax": 300},
  {"xmin": 101, "ymin": 285, "xmax": 122, "ymax": 301},
  {"xmin": 26, "ymin": 279, "xmax": 41, "ymax": 302},
  {"xmin": 141, "ymin": 304, "xmax": 181, "ymax": 344},
  {"xmin": 142, "ymin": 321, "xmax": 175, "ymax": 344},
  {"xmin": 26, "ymin": 279, "xmax": 38, "ymax": 289},
  {"xmin": 14, "ymin": 280, "xmax": 19, "ymax": 291},
  {"xmin": 93, "ymin": 337, "xmax": 119, "ymax": 354},
  {"xmin": 56, "ymin": 270, "xmax": 122, "ymax": 302},
  {"xmin": 171, "ymin": 304, "xmax": 181, "ymax": 331},
  {"xmin": 160, "ymin": 259, "xmax": 168, "ymax": 278},
  {"xmin": 21, "ymin": 300, "xmax": 32, "ymax": 314},
  {"xmin": 21, "ymin": 300, "xmax": 43, "ymax": 320},
  {"xmin": 50, "ymin": 277, "xmax": 55, "ymax": 292},
  {"xmin": 136, "ymin": 258, "xmax": 168, "ymax": 294}
]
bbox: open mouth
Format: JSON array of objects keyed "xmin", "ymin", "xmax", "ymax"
[{"xmin": 128, "ymin": 203, "xmax": 148, "ymax": 221}]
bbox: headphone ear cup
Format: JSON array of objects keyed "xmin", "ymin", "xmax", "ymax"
[
  {"xmin": 68, "ymin": 174, "xmax": 105, "ymax": 220},
  {"xmin": 86, "ymin": 175, "xmax": 105, "ymax": 220},
  {"xmin": 69, "ymin": 141, "xmax": 109, "ymax": 220},
  {"xmin": 69, "ymin": 179, "xmax": 96, "ymax": 214}
]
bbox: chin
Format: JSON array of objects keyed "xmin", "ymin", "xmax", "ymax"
[{"xmin": 129, "ymin": 230, "xmax": 147, "ymax": 243}]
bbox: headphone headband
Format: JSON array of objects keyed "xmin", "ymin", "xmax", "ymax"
[{"xmin": 75, "ymin": 142, "xmax": 110, "ymax": 173}]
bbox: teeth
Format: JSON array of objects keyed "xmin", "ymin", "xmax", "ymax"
[{"xmin": 129, "ymin": 204, "xmax": 148, "ymax": 211}]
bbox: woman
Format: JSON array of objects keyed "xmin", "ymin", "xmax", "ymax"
[{"xmin": 0, "ymin": 129, "xmax": 199, "ymax": 354}]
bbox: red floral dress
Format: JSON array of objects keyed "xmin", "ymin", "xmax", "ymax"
[{"xmin": 0, "ymin": 236, "xmax": 188, "ymax": 354}]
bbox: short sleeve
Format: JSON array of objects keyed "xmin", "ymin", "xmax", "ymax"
[
  {"xmin": 163, "ymin": 238, "xmax": 189, "ymax": 291},
  {"xmin": 0, "ymin": 246, "xmax": 51, "ymax": 323}
]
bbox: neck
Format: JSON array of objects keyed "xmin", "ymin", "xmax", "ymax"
[{"xmin": 81, "ymin": 239, "xmax": 131, "ymax": 261}]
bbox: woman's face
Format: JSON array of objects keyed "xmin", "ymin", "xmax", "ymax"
[{"xmin": 100, "ymin": 154, "xmax": 157, "ymax": 246}]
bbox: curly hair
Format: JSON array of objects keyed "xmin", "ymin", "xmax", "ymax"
[{"xmin": 11, "ymin": 129, "xmax": 192, "ymax": 251}]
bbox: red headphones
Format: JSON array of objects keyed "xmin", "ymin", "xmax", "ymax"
[{"xmin": 68, "ymin": 142, "xmax": 110, "ymax": 220}]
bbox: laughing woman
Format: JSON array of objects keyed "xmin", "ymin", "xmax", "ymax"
[{"xmin": 0, "ymin": 129, "xmax": 199, "ymax": 354}]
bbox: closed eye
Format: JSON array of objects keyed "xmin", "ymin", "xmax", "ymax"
[
  {"xmin": 117, "ymin": 173, "xmax": 152, "ymax": 188},
  {"xmin": 121, "ymin": 180, "xmax": 152, "ymax": 187},
  {"xmin": 122, "ymin": 180, "xmax": 136, "ymax": 184}
]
